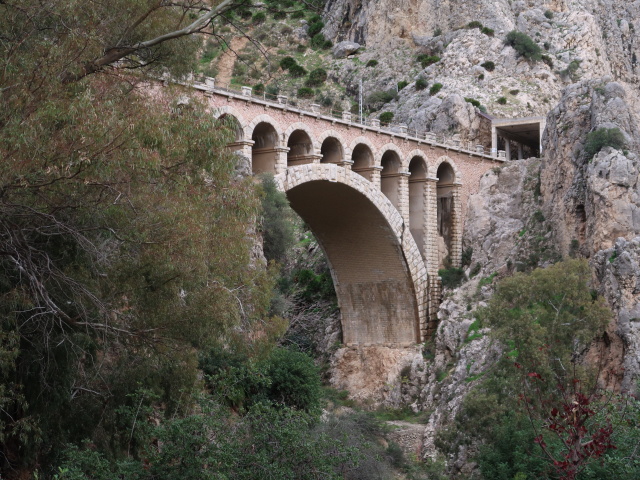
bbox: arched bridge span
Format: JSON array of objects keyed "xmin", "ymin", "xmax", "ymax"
[
  {"xmin": 188, "ymin": 83, "xmax": 506, "ymax": 340},
  {"xmin": 277, "ymin": 164, "xmax": 427, "ymax": 345}
]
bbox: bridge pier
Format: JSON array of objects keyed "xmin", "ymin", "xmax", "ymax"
[{"xmin": 397, "ymin": 170, "xmax": 411, "ymax": 227}]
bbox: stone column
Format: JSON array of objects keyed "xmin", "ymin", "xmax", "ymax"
[
  {"xmin": 505, "ymin": 139, "xmax": 511, "ymax": 161},
  {"xmin": 371, "ymin": 165, "xmax": 383, "ymax": 190},
  {"xmin": 274, "ymin": 146, "xmax": 290, "ymax": 175},
  {"xmin": 423, "ymin": 178, "xmax": 439, "ymax": 276},
  {"xmin": 450, "ymin": 182, "xmax": 463, "ymax": 267},
  {"xmin": 398, "ymin": 169, "xmax": 411, "ymax": 227},
  {"xmin": 491, "ymin": 125, "xmax": 498, "ymax": 156},
  {"xmin": 424, "ymin": 177, "xmax": 441, "ymax": 338}
]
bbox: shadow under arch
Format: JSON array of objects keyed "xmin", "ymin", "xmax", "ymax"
[{"xmin": 277, "ymin": 164, "xmax": 427, "ymax": 345}]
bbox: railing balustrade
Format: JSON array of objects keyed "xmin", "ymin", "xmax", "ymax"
[{"xmin": 193, "ymin": 76, "xmax": 502, "ymax": 159}]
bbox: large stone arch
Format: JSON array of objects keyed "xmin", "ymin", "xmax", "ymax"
[
  {"xmin": 317, "ymin": 129, "xmax": 348, "ymax": 165},
  {"xmin": 276, "ymin": 164, "xmax": 428, "ymax": 344},
  {"xmin": 249, "ymin": 115, "xmax": 285, "ymax": 175},
  {"xmin": 247, "ymin": 114, "xmax": 283, "ymax": 145},
  {"xmin": 431, "ymin": 156, "xmax": 463, "ymax": 268},
  {"xmin": 429, "ymin": 155, "xmax": 462, "ymax": 183},
  {"xmin": 284, "ymin": 122, "xmax": 320, "ymax": 153},
  {"xmin": 349, "ymin": 136, "xmax": 378, "ymax": 183},
  {"xmin": 212, "ymin": 105, "xmax": 249, "ymax": 138},
  {"xmin": 377, "ymin": 143, "xmax": 404, "ymax": 169},
  {"xmin": 348, "ymin": 136, "xmax": 377, "ymax": 157},
  {"xmin": 404, "ymin": 149, "xmax": 429, "ymax": 171}
]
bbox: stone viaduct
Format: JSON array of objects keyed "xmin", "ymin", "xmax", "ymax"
[{"xmin": 187, "ymin": 79, "xmax": 506, "ymax": 345}]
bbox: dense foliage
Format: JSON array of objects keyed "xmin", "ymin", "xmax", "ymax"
[
  {"xmin": 436, "ymin": 260, "xmax": 640, "ymax": 479},
  {"xmin": 584, "ymin": 127, "xmax": 626, "ymax": 157},
  {"xmin": 0, "ymin": 0, "xmax": 311, "ymax": 476},
  {"xmin": 505, "ymin": 30, "xmax": 543, "ymax": 61}
]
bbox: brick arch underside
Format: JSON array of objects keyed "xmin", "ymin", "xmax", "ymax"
[{"xmin": 279, "ymin": 166, "xmax": 427, "ymax": 345}]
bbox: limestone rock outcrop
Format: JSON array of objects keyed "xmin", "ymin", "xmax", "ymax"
[
  {"xmin": 322, "ymin": 0, "xmax": 639, "ymax": 143},
  {"xmin": 541, "ymin": 79, "xmax": 640, "ymax": 258}
]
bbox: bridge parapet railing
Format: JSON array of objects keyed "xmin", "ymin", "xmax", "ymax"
[{"xmin": 192, "ymin": 76, "xmax": 500, "ymax": 160}]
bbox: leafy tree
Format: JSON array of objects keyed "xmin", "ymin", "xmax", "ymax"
[
  {"xmin": 379, "ymin": 112, "xmax": 395, "ymax": 125},
  {"xmin": 430, "ymin": 83, "xmax": 443, "ymax": 95},
  {"xmin": 260, "ymin": 174, "xmax": 296, "ymax": 264},
  {"xmin": 505, "ymin": 30, "xmax": 543, "ymax": 61},
  {"xmin": 280, "ymin": 56, "xmax": 298, "ymax": 70},
  {"xmin": 584, "ymin": 127, "xmax": 626, "ymax": 157},
  {"xmin": 481, "ymin": 60, "xmax": 496, "ymax": 71},
  {"xmin": 415, "ymin": 78, "xmax": 428, "ymax": 90},
  {"xmin": 306, "ymin": 67, "xmax": 328, "ymax": 87},
  {"xmin": 0, "ymin": 0, "xmax": 284, "ymax": 474}
]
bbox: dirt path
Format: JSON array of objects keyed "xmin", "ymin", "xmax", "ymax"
[{"xmin": 216, "ymin": 36, "xmax": 249, "ymax": 87}]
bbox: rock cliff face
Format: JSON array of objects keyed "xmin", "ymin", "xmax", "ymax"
[
  {"xmin": 312, "ymin": 0, "xmax": 640, "ymax": 470},
  {"xmin": 323, "ymin": 0, "xmax": 640, "ymax": 142},
  {"xmin": 541, "ymin": 79, "xmax": 640, "ymax": 257}
]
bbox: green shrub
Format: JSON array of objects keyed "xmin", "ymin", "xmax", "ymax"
[
  {"xmin": 296, "ymin": 43, "xmax": 307, "ymax": 53},
  {"xmin": 417, "ymin": 54, "xmax": 441, "ymax": 68},
  {"xmin": 467, "ymin": 20, "xmax": 483, "ymax": 29},
  {"xmin": 509, "ymin": 89, "xmax": 519, "ymax": 95},
  {"xmin": 289, "ymin": 64, "xmax": 307, "ymax": 77},
  {"xmin": 366, "ymin": 59, "xmax": 378, "ymax": 67},
  {"xmin": 497, "ymin": 96, "xmax": 507, "ymax": 104},
  {"xmin": 379, "ymin": 111, "xmax": 395, "ymax": 125},
  {"xmin": 308, "ymin": 19, "xmax": 324, "ymax": 37},
  {"xmin": 505, "ymin": 30, "xmax": 542, "ymax": 61},
  {"xmin": 415, "ymin": 77, "xmax": 428, "ymax": 90},
  {"xmin": 280, "ymin": 56, "xmax": 297, "ymax": 70},
  {"xmin": 544, "ymin": 9, "xmax": 554, "ymax": 19},
  {"xmin": 322, "ymin": 39, "xmax": 333, "ymax": 50},
  {"xmin": 273, "ymin": 10, "xmax": 286, "ymax": 20},
  {"xmin": 310, "ymin": 32, "xmax": 326, "ymax": 50},
  {"xmin": 429, "ymin": 83, "xmax": 443, "ymax": 95},
  {"xmin": 559, "ymin": 59, "xmax": 581, "ymax": 78},
  {"xmin": 470, "ymin": 262, "xmax": 481, "ymax": 278},
  {"xmin": 253, "ymin": 83, "xmax": 265, "ymax": 95},
  {"xmin": 365, "ymin": 89, "xmax": 397, "ymax": 110},
  {"xmin": 478, "ymin": 73, "xmax": 485, "ymax": 80},
  {"xmin": 461, "ymin": 247, "xmax": 473, "ymax": 267},
  {"xmin": 434, "ymin": 27, "xmax": 443, "ymax": 36},
  {"xmin": 306, "ymin": 67, "xmax": 327, "ymax": 87},
  {"xmin": 541, "ymin": 54, "xmax": 553, "ymax": 67},
  {"xmin": 297, "ymin": 87, "xmax": 314, "ymax": 98},
  {"xmin": 293, "ymin": 268, "xmax": 335, "ymax": 302},
  {"xmin": 397, "ymin": 80, "xmax": 409, "ymax": 90},
  {"xmin": 260, "ymin": 347, "xmax": 322, "ymax": 413},
  {"xmin": 439, "ymin": 267, "xmax": 465, "ymax": 288},
  {"xmin": 584, "ymin": 127, "xmax": 626, "ymax": 157},
  {"xmin": 252, "ymin": 11, "xmax": 266, "ymax": 24},
  {"xmin": 481, "ymin": 26, "xmax": 495, "ymax": 36},
  {"xmin": 260, "ymin": 174, "xmax": 295, "ymax": 264},
  {"xmin": 292, "ymin": 10, "xmax": 304, "ymax": 18},
  {"xmin": 465, "ymin": 97, "xmax": 481, "ymax": 107},
  {"xmin": 481, "ymin": 60, "xmax": 495, "ymax": 71}
]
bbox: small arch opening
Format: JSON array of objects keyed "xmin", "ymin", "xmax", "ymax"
[
  {"xmin": 287, "ymin": 129, "xmax": 315, "ymax": 166},
  {"xmin": 409, "ymin": 156, "xmax": 428, "ymax": 256},
  {"xmin": 218, "ymin": 113, "xmax": 243, "ymax": 143},
  {"xmin": 320, "ymin": 137, "xmax": 344, "ymax": 164},
  {"xmin": 351, "ymin": 143, "xmax": 374, "ymax": 181},
  {"xmin": 251, "ymin": 122, "xmax": 279, "ymax": 174},
  {"xmin": 436, "ymin": 162, "xmax": 456, "ymax": 268},
  {"xmin": 380, "ymin": 150, "xmax": 401, "ymax": 209}
]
